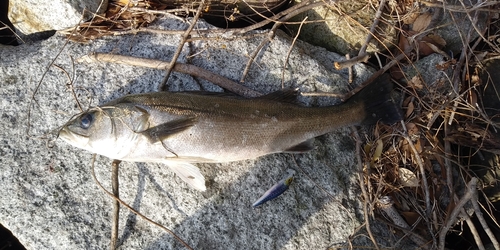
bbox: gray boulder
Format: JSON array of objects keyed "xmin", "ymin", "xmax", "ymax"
[
  {"xmin": 8, "ymin": 0, "xmax": 108, "ymax": 34},
  {"xmin": 0, "ymin": 17, "xmax": 398, "ymax": 249}
]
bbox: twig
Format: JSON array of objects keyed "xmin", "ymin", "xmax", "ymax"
[
  {"xmin": 240, "ymin": 26, "xmax": 279, "ymax": 83},
  {"xmin": 0, "ymin": 20, "xmax": 23, "ymax": 44},
  {"xmin": 401, "ymin": 121, "xmax": 436, "ymax": 247},
  {"xmin": 281, "ymin": 16, "xmax": 308, "ymax": 88},
  {"xmin": 53, "ymin": 62, "xmax": 83, "ymax": 112},
  {"xmin": 91, "ymin": 155, "xmax": 193, "ymax": 250},
  {"xmin": 233, "ymin": 0, "xmax": 321, "ymax": 35},
  {"xmin": 377, "ymin": 196, "xmax": 430, "ymax": 248},
  {"xmin": 341, "ymin": 52, "xmax": 407, "ymax": 101},
  {"xmin": 78, "ymin": 53, "xmax": 262, "ymax": 97},
  {"xmin": 128, "ymin": 7, "xmax": 197, "ymax": 16},
  {"xmin": 444, "ymin": 121, "xmax": 455, "ymax": 203},
  {"xmin": 109, "ymin": 1, "xmax": 321, "ymax": 39},
  {"xmin": 159, "ymin": 0, "xmax": 206, "ymax": 91},
  {"xmin": 239, "ymin": 0, "xmax": 323, "ymax": 82},
  {"xmin": 334, "ymin": 54, "xmax": 371, "ymax": 70},
  {"xmin": 438, "ymin": 178, "xmax": 478, "ymax": 250},
  {"xmin": 374, "ymin": 217, "xmax": 431, "ymax": 248},
  {"xmin": 457, "ymin": 0, "xmax": 499, "ymax": 53},
  {"xmin": 27, "ymin": 20, "xmax": 82, "ymax": 136},
  {"xmin": 352, "ymin": 128, "xmax": 380, "ymax": 250},
  {"xmin": 299, "ymin": 92, "xmax": 343, "ymax": 98},
  {"xmin": 470, "ymin": 185, "xmax": 500, "ymax": 250},
  {"xmin": 420, "ymin": 0, "xmax": 500, "ymax": 13},
  {"xmin": 111, "ymin": 160, "xmax": 121, "ymax": 250},
  {"xmin": 463, "ymin": 209, "xmax": 485, "ymax": 250},
  {"xmin": 334, "ymin": 0, "xmax": 387, "ymax": 70},
  {"xmin": 346, "ymin": 54, "xmax": 353, "ymax": 83},
  {"xmin": 359, "ymin": 0, "xmax": 386, "ymax": 57}
]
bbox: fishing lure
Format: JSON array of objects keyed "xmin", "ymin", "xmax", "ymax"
[{"xmin": 252, "ymin": 170, "xmax": 295, "ymax": 207}]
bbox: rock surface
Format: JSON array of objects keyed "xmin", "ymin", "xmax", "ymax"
[
  {"xmin": 8, "ymin": 0, "xmax": 108, "ymax": 34},
  {"xmin": 0, "ymin": 16, "xmax": 410, "ymax": 249},
  {"xmin": 285, "ymin": 0, "xmax": 397, "ymax": 55}
]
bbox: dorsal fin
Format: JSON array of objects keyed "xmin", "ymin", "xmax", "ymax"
[
  {"xmin": 256, "ymin": 89, "xmax": 300, "ymax": 104},
  {"xmin": 179, "ymin": 91, "xmax": 246, "ymax": 99}
]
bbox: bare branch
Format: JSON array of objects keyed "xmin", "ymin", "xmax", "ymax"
[
  {"xmin": 160, "ymin": 0, "xmax": 206, "ymax": 91},
  {"xmin": 91, "ymin": 155, "xmax": 193, "ymax": 250},
  {"xmin": 78, "ymin": 53, "xmax": 262, "ymax": 97},
  {"xmin": 111, "ymin": 160, "xmax": 121, "ymax": 250}
]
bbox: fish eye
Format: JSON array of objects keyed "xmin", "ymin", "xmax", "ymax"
[{"xmin": 80, "ymin": 113, "xmax": 93, "ymax": 129}]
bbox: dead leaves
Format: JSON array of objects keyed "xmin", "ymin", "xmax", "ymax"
[
  {"xmin": 412, "ymin": 13, "xmax": 433, "ymax": 33},
  {"xmin": 398, "ymin": 11, "xmax": 447, "ymax": 57},
  {"xmin": 398, "ymin": 167, "xmax": 419, "ymax": 187}
]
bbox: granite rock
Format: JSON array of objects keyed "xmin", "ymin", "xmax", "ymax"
[
  {"xmin": 8, "ymin": 0, "xmax": 108, "ymax": 34},
  {"xmin": 0, "ymin": 16, "xmax": 405, "ymax": 249}
]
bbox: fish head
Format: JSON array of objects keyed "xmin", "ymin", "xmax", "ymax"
[{"xmin": 58, "ymin": 108, "xmax": 115, "ymax": 154}]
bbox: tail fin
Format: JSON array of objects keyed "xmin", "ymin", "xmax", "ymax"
[{"xmin": 347, "ymin": 74, "xmax": 402, "ymax": 125}]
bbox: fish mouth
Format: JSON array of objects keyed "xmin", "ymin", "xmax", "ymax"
[{"xmin": 58, "ymin": 126, "xmax": 89, "ymax": 146}]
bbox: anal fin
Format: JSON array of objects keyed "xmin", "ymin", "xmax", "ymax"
[{"xmin": 284, "ymin": 139, "xmax": 315, "ymax": 153}]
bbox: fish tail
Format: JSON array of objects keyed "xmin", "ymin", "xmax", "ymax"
[{"xmin": 348, "ymin": 74, "xmax": 402, "ymax": 125}]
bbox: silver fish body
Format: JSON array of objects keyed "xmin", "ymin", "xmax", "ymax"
[{"xmin": 59, "ymin": 75, "xmax": 401, "ymax": 190}]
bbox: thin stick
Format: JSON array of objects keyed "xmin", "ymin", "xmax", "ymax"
[
  {"xmin": 444, "ymin": 120, "xmax": 455, "ymax": 204},
  {"xmin": 341, "ymin": 52, "xmax": 407, "ymax": 101},
  {"xmin": 239, "ymin": 0, "xmax": 323, "ymax": 82},
  {"xmin": 109, "ymin": 1, "xmax": 322, "ymax": 39},
  {"xmin": 91, "ymin": 156, "xmax": 193, "ymax": 250},
  {"xmin": 470, "ymin": 186, "xmax": 500, "ymax": 250},
  {"xmin": 352, "ymin": 128, "xmax": 380, "ymax": 250},
  {"xmin": 463, "ymin": 210, "xmax": 485, "ymax": 250},
  {"xmin": 159, "ymin": 0, "xmax": 205, "ymax": 91},
  {"xmin": 281, "ymin": 16, "xmax": 308, "ymax": 88},
  {"xmin": 27, "ymin": 20, "xmax": 82, "ymax": 136},
  {"xmin": 78, "ymin": 53, "xmax": 262, "ymax": 97},
  {"xmin": 420, "ymin": 0, "xmax": 500, "ymax": 13},
  {"xmin": 358, "ymin": 0, "xmax": 386, "ymax": 57},
  {"xmin": 53, "ymin": 62, "xmax": 83, "ymax": 112},
  {"xmin": 0, "ymin": 20, "xmax": 22, "ymax": 44},
  {"xmin": 334, "ymin": 54, "xmax": 370, "ymax": 70},
  {"xmin": 299, "ymin": 92, "xmax": 343, "ymax": 98},
  {"xmin": 401, "ymin": 121, "xmax": 435, "ymax": 247},
  {"xmin": 374, "ymin": 217, "xmax": 431, "ymax": 248},
  {"xmin": 240, "ymin": 23, "xmax": 280, "ymax": 83},
  {"xmin": 438, "ymin": 178, "xmax": 478, "ymax": 250},
  {"xmin": 457, "ymin": 0, "xmax": 499, "ymax": 54},
  {"xmin": 110, "ymin": 160, "xmax": 121, "ymax": 250},
  {"xmin": 346, "ymin": 54, "xmax": 353, "ymax": 84},
  {"xmin": 233, "ymin": 0, "xmax": 321, "ymax": 35},
  {"xmin": 334, "ymin": 0, "xmax": 387, "ymax": 70},
  {"xmin": 377, "ymin": 196, "xmax": 430, "ymax": 248}
]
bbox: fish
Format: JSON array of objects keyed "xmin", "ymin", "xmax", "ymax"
[
  {"xmin": 58, "ymin": 74, "xmax": 401, "ymax": 191},
  {"xmin": 252, "ymin": 170, "xmax": 295, "ymax": 207}
]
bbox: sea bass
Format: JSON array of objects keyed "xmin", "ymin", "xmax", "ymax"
[{"xmin": 59, "ymin": 74, "xmax": 401, "ymax": 191}]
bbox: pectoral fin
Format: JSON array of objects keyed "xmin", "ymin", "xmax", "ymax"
[
  {"xmin": 142, "ymin": 117, "xmax": 196, "ymax": 142},
  {"xmin": 166, "ymin": 161, "xmax": 206, "ymax": 191}
]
